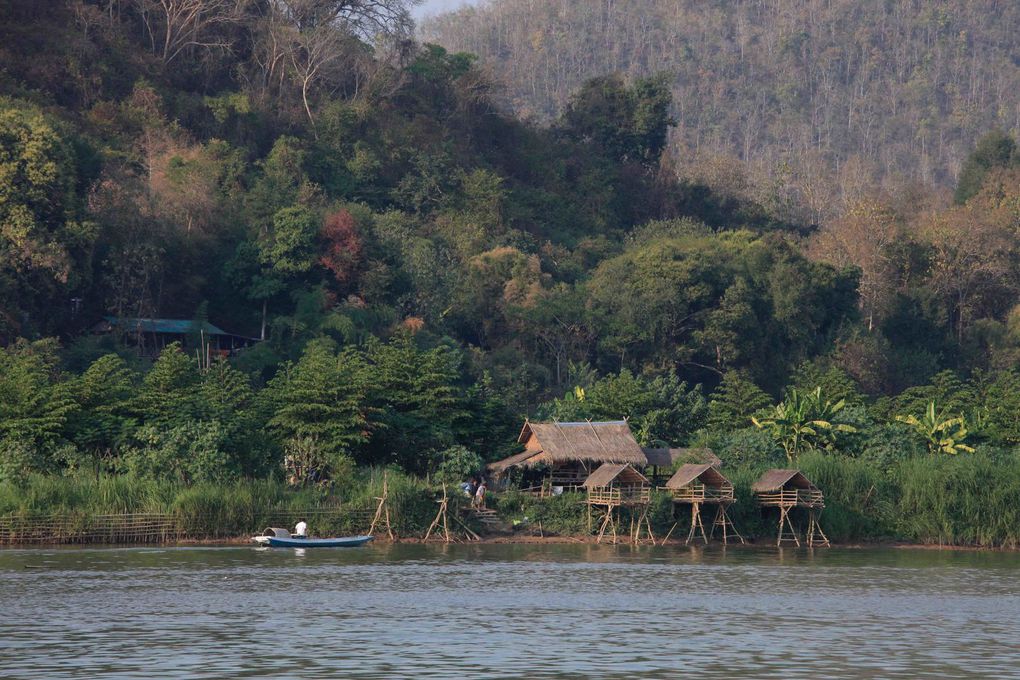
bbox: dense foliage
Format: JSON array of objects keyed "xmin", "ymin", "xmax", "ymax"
[{"xmin": 2, "ymin": 2, "xmax": 1020, "ymax": 550}]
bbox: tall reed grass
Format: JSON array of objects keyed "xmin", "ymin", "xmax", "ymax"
[{"xmin": 5, "ymin": 454, "xmax": 1020, "ymax": 547}]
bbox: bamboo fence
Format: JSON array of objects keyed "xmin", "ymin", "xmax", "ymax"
[{"xmin": 0, "ymin": 508, "xmax": 376, "ymax": 546}]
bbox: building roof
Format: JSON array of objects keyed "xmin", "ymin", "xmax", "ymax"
[
  {"xmin": 751, "ymin": 469, "xmax": 818, "ymax": 492},
  {"xmin": 515, "ymin": 420, "xmax": 647, "ymax": 466},
  {"xmin": 664, "ymin": 463, "xmax": 732, "ymax": 490},
  {"xmin": 642, "ymin": 447, "xmax": 721, "ymax": 468},
  {"xmin": 486, "ymin": 449, "xmax": 541, "ymax": 474},
  {"xmin": 99, "ymin": 316, "xmax": 230, "ymax": 336},
  {"xmin": 582, "ymin": 463, "xmax": 649, "ymax": 488}
]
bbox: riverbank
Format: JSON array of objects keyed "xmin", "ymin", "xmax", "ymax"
[
  {"xmin": 7, "ymin": 529, "xmax": 1020, "ymax": 553},
  {"xmin": 4, "ymin": 451, "xmax": 1020, "ymax": 550}
]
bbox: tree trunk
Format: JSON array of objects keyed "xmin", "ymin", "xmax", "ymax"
[{"xmin": 260, "ymin": 299, "xmax": 267, "ymax": 340}]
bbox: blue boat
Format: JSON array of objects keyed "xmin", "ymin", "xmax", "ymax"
[{"xmin": 266, "ymin": 535, "xmax": 374, "ymax": 548}]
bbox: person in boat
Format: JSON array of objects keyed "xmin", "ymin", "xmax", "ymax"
[
  {"xmin": 294, "ymin": 518, "xmax": 308, "ymax": 539},
  {"xmin": 473, "ymin": 480, "xmax": 487, "ymax": 510}
]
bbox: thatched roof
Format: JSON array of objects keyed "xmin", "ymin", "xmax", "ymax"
[
  {"xmin": 516, "ymin": 420, "xmax": 646, "ymax": 465},
  {"xmin": 642, "ymin": 447, "xmax": 721, "ymax": 468},
  {"xmin": 583, "ymin": 463, "xmax": 649, "ymax": 488},
  {"xmin": 486, "ymin": 449, "xmax": 540, "ymax": 474},
  {"xmin": 751, "ymin": 469, "xmax": 818, "ymax": 492},
  {"xmin": 664, "ymin": 463, "xmax": 731, "ymax": 490}
]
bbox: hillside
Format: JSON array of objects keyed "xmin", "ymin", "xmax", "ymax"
[
  {"xmin": 423, "ymin": 0, "xmax": 1020, "ymax": 210},
  {"xmin": 2, "ymin": 1, "xmax": 1020, "ymax": 485}
]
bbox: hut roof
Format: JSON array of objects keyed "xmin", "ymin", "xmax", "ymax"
[
  {"xmin": 515, "ymin": 420, "xmax": 647, "ymax": 465},
  {"xmin": 751, "ymin": 469, "xmax": 818, "ymax": 492},
  {"xmin": 664, "ymin": 463, "xmax": 731, "ymax": 490},
  {"xmin": 583, "ymin": 463, "xmax": 649, "ymax": 488},
  {"xmin": 486, "ymin": 449, "xmax": 540, "ymax": 473},
  {"xmin": 642, "ymin": 447, "xmax": 721, "ymax": 468},
  {"xmin": 98, "ymin": 316, "xmax": 230, "ymax": 335}
]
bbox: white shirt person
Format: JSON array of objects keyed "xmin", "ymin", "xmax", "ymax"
[{"xmin": 294, "ymin": 520, "xmax": 308, "ymax": 538}]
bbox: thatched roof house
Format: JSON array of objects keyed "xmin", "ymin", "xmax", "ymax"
[
  {"xmin": 751, "ymin": 469, "xmax": 824, "ymax": 508},
  {"xmin": 488, "ymin": 421, "xmax": 646, "ymax": 486}
]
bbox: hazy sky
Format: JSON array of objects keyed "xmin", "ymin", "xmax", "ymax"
[{"xmin": 413, "ymin": 0, "xmax": 483, "ymax": 20}]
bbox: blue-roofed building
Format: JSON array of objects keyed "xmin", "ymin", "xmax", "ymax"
[{"xmin": 92, "ymin": 317, "xmax": 258, "ymax": 359}]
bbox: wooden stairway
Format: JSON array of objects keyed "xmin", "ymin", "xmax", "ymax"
[{"xmin": 466, "ymin": 508, "xmax": 510, "ymax": 534}]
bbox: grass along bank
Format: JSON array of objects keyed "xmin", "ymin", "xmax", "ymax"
[{"xmin": 3, "ymin": 452, "xmax": 1020, "ymax": 548}]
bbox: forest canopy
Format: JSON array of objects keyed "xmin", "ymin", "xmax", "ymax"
[{"xmin": 1, "ymin": 1, "xmax": 1020, "ymax": 483}]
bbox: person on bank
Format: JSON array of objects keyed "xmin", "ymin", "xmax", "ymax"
[
  {"xmin": 294, "ymin": 518, "xmax": 308, "ymax": 538},
  {"xmin": 473, "ymin": 480, "xmax": 487, "ymax": 510}
]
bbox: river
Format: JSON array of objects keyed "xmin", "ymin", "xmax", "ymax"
[{"xmin": 1, "ymin": 543, "xmax": 1019, "ymax": 679}]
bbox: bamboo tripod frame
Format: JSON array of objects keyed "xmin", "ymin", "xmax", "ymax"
[
  {"xmin": 592, "ymin": 503, "xmax": 618, "ymax": 544},
  {"xmin": 806, "ymin": 508, "xmax": 830, "ymax": 547},
  {"xmin": 709, "ymin": 503, "xmax": 745, "ymax": 545},
  {"xmin": 774, "ymin": 506, "xmax": 829, "ymax": 547},
  {"xmin": 631, "ymin": 505, "xmax": 655, "ymax": 545},
  {"xmin": 368, "ymin": 472, "xmax": 395, "ymax": 540},
  {"xmin": 588, "ymin": 502, "xmax": 654, "ymax": 544},
  {"xmin": 661, "ymin": 501, "xmax": 744, "ymax": 546},
  {"xmin": 776, "ymin": 505, "xmax": 800, "ymax": 546},
  {"xmin": 423, "ymin": 485, "xmax": 452, "ymax": 543}
]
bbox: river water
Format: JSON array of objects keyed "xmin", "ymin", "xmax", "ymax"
[{"xmin": 1, "ymin": 543, "xmax": 1019, "ymax": 679}]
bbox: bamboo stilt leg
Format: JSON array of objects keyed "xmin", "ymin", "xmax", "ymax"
[
  {"xmin": 369, "ymin": 472, "xmax": 394, "ymax": 539},
  {"xmin": 641, "ymin": 511, "xmax": 655, "ymax": 545},
  {"xmin": 777, "ymin": 506, "xmax": 800, "ymax": 547},
  {"xmin": 424, "ymin": 486, "xmax": 452, "ymax": 543},
  {"xmin": 685, "ymin": 503, "xmax": 708, "ymax": 545},
  {"xmin": 710, "ymin": 504, "xmax": 745, "ymax": 545},
  {"xmin": 807, "ymin": 508, "xmax": 830, "ymax": 547},
  {"xmin": 596, "ymin": 506, "xmax": 614, "ymax": 544}
]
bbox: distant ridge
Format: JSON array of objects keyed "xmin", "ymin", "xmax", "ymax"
[{"xmin": 424, "ymin": 0, "xmax": 1020, "ymax": 192}]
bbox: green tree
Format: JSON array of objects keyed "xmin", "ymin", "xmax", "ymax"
[
  {"xmin": 64, "ymin": 354, "xmax": 138, "ymax": 457},
  {"xmin": 266, "ymin": 340, "xmax": 368, "ymax": 456},
  {"xmin": 260, "ymin": 206, "xmax": 320, "ymax": 276},
  {"xmin": 134, "ymin": 343, "xmax": 201, "ymax": 426},
  {"xmin": 752, "ymin": 387, "xmax": 857, "ymax": 461},
  {"xmin": 560, "ymin": 74, "xmax": 674, "ymax": 165},
  {"xmin": 361, "ymin": 333, "xmax": 469, "ymax": 470},
  {"xmin": 707, "ymin": 371, "xmax": 772, "ymax": 431},
  {"xmin": 955, "ymin": 130, "xmax": 1018, "ymax": 204},
  {"xmin": 0, "ymin": 100, "xmax": 95, "ymax": 339},
  {"xmin": 125, "ymin": 421, "xmax": 235, "ymax": 483},
  {"xmin": 0, "ymin": 339, "xmax": 74, "ymax": 447},
  {"xmin": 434, "ymin": 445, "xmax": 483, "ymax": 483},
  {"xmin": 896, "ymin": 401, "xmax": 975, "ymax": 455},
  {"xmin": 789, "ymin": 360, "xmax": 864, "ymax": 405}
]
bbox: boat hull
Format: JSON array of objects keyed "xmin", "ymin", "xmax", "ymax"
[{"xmin": 265, "ymin": 535, "xmax": 374, "ymax": 548}]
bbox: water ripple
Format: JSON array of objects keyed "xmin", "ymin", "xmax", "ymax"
[{"xmin": 2, "ymin": 544, "xmax": 1020, "ymax": 679}]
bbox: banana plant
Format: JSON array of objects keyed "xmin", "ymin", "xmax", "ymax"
[
  {"xmin": 752, "ymin": 387, "xmax": 857, "ymax": 462},
  {"xmin": 896, "ymin": 401, "xmax": 975, "ymax": 455}
]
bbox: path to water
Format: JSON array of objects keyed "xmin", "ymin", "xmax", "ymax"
[{"xmin": 2, "ymin": 544, "xmax": 1019, "ymax": 679}]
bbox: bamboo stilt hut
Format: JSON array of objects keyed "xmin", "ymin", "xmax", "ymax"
[
  {"xmin": 583, "ymin": 463, "xmax": 653, "ymax": 544},
  {"xmin": 660, "ymin": 464, "xmax": 744, "ymax": 545},
  {"xmin": 752, "ymin": 469, "xmax": 829, "ymax": 547}
]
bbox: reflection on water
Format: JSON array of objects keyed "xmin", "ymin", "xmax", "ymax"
[{"xmin": 2, "ymin": 543, "xmax": 1020, "ymax": 679}]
